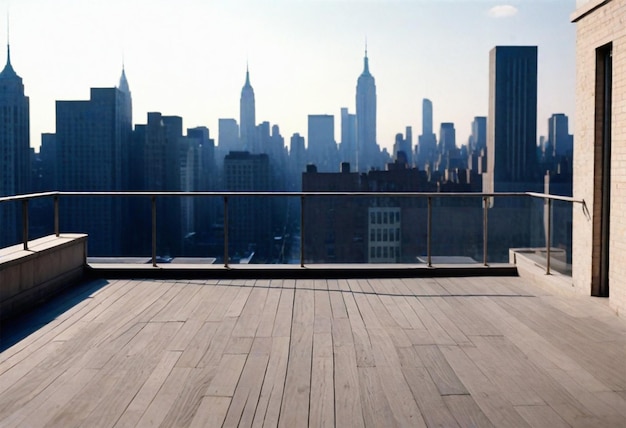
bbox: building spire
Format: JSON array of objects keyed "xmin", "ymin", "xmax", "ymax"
[
  {"xmin": 0, "ymin": 12, "xmax": 18, "ymax": 79},
  {"xmin": 118, "ymin": 63, "xmax": 130, "ymax": 94},
  {"xmin": 6, "ymin": 10, "xmax": 11, "ymax": 66},
  {"xmin": 362, "ymin": 40, "xmax": 370, "ymax": 76},
  {"xmin": 244, "ymin": 61, "xmax": 251, "ymax": 87}
]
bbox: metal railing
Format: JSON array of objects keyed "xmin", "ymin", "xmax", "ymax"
[{"xmin": 0, "ymin": 191, "xmax": 586, "ymax": 274}]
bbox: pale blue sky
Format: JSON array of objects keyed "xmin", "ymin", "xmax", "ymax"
[{"xmin": 3, "ymin": 0, "xmax": 576, "ymax": 152}]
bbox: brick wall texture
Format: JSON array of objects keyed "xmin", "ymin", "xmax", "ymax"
[{"xmin": 573, "ymin": 0, "xmax": 626, "ymax": 316}]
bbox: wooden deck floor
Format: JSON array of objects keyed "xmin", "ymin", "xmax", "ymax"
[{"xmin": 1, "ymin": 276, "xmax": 625, "ymax": 427}]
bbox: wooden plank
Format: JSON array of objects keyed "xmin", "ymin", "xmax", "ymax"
[
  {"xmin": 204, "ymin": 285, "xmax": 240, "ymax": 322},
  {"xmin": 256, "ymin": 288, "xmax": 282, "ymax": 337},
  {"xmin": 343, "ymin": 292, "xmax": 375, "ymax": 367},
  {"xmin": 232, "ymin": 287, "xmax": 269, "ymax": 337},
  {"xmin": 272, "ymin": 289, "xmax": 294, "ymax": 338},
  {"xmin": 329, "ymin": 289, "xmax": 348, "ymax": 319},
  {"xmin": 136, "ymin": 367, "xmax": 193, "ymax": 427},
  {"xmin": 0, "ymin": 366, "xmax": 97, "ymax": 428},
  {"xmin": 197, "ymin": 318, "xmax": 238, "ymax": 368},
  {"xmin": 189, "ymin": 396, "xmax": 231, "ymax": 428},
  {"xmin": 151, "ymin": 283, "xmax": 202, "ymax": 322},
  {"xmin": 461, "ymin": 335, "xmax": 545, "ymax": 406},
  {"xmin": 223, "ymin": 337, "xmax": 272, "ymax": 427},
  {"xmin": 252, "ymin": 336, "xmax": 290, "ymax": 428},
  {"xmin": 309, "ymin": 333, "xmax": 334, "ymax": 428},
  {"xmin": 401, "ymin": 366, "xmax": 460, "ymax": 428},
  {"xmin": 418, "ymin": 296, "xmax": 471, "ymax": 345},
  {"xmin": 225, "ymin": 286, "xmax": 253, "ymax": 318},
  {"xmin": 414, "ymin": 345, "xmax": 469, "ymax": 396},
  {"xmin": 438, "ymin": 344, "xmax": 531, "ymax": 427},
  {"xmin": 408, "ymin": 298, "xmax": 456, "ymax": 346},
  {"xmin": 175, "ymin": 322, "xmax": 219, "ymax": 368},
  {"xmin": 205, "ymin": 353, "xmax": 247, "ymax": 397},
  {"xmin": 333, "ymin": 344, "xmax": 365, "ymax": 428},
  {"xmin": 514, "ymin": 404, "xmax": 570, "ymax": 428},
  {"xmin": 358, "ymin": 366, "xmax": 398, "ymax": 427},
  {"xmin": 113, "ymin": 350, "xmax": 182, "ymax": 428},
  {"xmin": 314, "ymin": 285, "xmax": 333, "ymax": 334},
  {"xmin": 279, "ymin": 289, "xmax": 314, "ymax": 428},
  {"xmin": 47, "ymin": 322, "xmax": 182, "ymax": 427},
  {"xmin": 443, "ymin": 395, "xmax": 495, "ymax": 428},
  {"xmin": 186, "ymin": 284, "xmax": 228, "ymax": 321}
]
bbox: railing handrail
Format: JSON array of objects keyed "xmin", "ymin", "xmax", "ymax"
[
  {"xmin": 0, "ymin": 191, "xmax": 59, "ymax": 203},
  {"xmin": 0, "ymin": 190, "xmax": 584, "ymax": 201},
  {"xmin": 1, "ymin": 190, "xmax": 583, "ymax": 275}
]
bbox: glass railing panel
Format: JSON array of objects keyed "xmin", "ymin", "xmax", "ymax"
[
  {"xmin": 0, "ymin": 200, "xmax": 23, "ymax": 248},
  {"xmin": 430, "ymin": 195, "xmax": 483, "ymax": 264},
  {"xmin": 539, "ymin": 198, "xmax": 573, "ymax": 275},
  {"xmin": 486, "ymin": 195, "xmax": 543, "ymax": 263}
]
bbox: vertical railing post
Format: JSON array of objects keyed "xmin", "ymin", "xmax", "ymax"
[
  {"xmin": 54, "ymin": 194, "xmax": 60, "ymax": 237},
  {"xmin": 427, "ymin": 196, "xmax": 432, "ymax": 268},
  {"xmin": 300, "ymin": 195, "xmax": 305, "ymax": 268},
  {"xmin": 22, "ymin": 199, "xmax": 29, "ymax": 250},
  {"xmin": 483, "ymin": 196, "xmax": 489, "ymax": 266},
  {"xmin": 151, "ymin": 196, "xmax": 157, "ymax": 267},
  {"xmin": 546, "ymin": 198, "xmax": 552, "ymax": 275},
  {"xmin": 224, "ymin": 196, "xmax": 229, "ymax": 268}
]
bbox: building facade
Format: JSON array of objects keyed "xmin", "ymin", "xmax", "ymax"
[
  {"xmin": 484, "ymin": 46, "xmax": 539, "ymax": 193},
  {"xmin": 572, "ymin": 0, "xmax": 626, "ymax": 316},
  {"xmin": 240, "ymin": 67, "xmax": 256, "ymax": 153},
  {"xmin": 56, "ymin": 75, "xmax": 132, "ymax": 256},
  {"xmin": 355, "ymin": 49, "xmax": 379, "ymax": 172},
  {"xmin": 0, "ymin": 45, "xmax": 30, "ymax": 247},
  {"xmin": 307, "ymin": 114, "xmax": 337, "ymax": 172},
  {"xmin": 223, "ymin": 151, "xmax": 271, "ymax": 260}
]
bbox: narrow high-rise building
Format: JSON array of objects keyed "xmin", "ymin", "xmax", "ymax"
[
  {"xmin": 0, "ymin": 43, "xmax": 30, "ymax": 246},
  {"xmin": 340, "ymin": 107, "xmax": 357, "ymax": 167},
  {"xmin": 547, "ymin": 113, "xmax": 573, "ymax": 158},
  {"xmin": 307, "ymin": 114, "xmax": 337, "ymax": 172},
  {"xmin": 240, "ymin": 66, "xmax": 256, "ymax": 153},
  {"xmin": 417, "ymin": 98, "xmax": 437, "ymax": 170},
  {"xmin": 483, "ymin": 46, "xmax": 540, "ymax": 262},
  {"xmin": 355, "ymin": 48, "xmax": 378, "ymax": 172},
  {"xmin": 484, "ymin": 46, "xmax": 539, "ymax": 193}
]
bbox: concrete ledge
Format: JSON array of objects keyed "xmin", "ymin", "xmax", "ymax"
[
  {"xmin": 509, "ymin": 248, "xmax": 579, "ymax": 296},
  {"xmin": 0, "ymin": 234, "xmax": 87, "ymax": 320},
  {"xmin": 86, "ymin": 262, "xmax": 518, "ymax": 280}
]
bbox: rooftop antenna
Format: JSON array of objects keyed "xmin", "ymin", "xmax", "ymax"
[{"xmin": 6, "ymin": 10, "xmax": 10, "ymax": 63}]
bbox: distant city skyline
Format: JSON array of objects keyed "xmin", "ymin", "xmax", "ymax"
[{"xmin": 1, "ymin": 0, "xmax": 576, "ymax": 152}]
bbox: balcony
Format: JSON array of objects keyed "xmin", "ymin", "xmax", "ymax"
[{"xmin": 2, "ymin": 192, "xmax": 624, "ymax": 427}]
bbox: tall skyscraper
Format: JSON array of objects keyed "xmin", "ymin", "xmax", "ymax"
[
  {"xmin": 484, "ymin": 46, "xmax": 539, "ymax": 193},
  {"xmin": 340, "ymin": 107, "xmax": 356, "ymax": 167},
  {"xmin": 307, "ymin": 114, "xmax": 337, "ymax": 172},
  {"xmin": 547, "ymin": 113, "xmax": 573, "ymax": 158},
  {"xmin": 240, "ymin": 66, "xmax": 256, "ymax": 153},
  {"xmin": 483, "ymin": 46, "xmax": 540, "ymax": 262},
  {"xmin": 470, "ymin": 116, "xmax": 487, "ymax": 153},
  {"xmin": 355, "ymin": 48, "xmax": 378, "ymax": 172},
  {"xmin": 224, "ymin": 151, "xmax": 271, "ymax": 258},
  {"xmin": 0, "ymin": 44, "xmax": 30, "ymax": 246},
  {"xmin": 218, "ymin": 118, "xmax": 240, "ymax": 161},
  {"xmin": 56, "ymin": 71, "xmax": 133, "ymax": 255},
  {"xmin": 422, "ymin": 98, "xmax": 433, "ymax": 136},
  {"xmin": 417, "ymin": 99, "xmax": 437, "ymax": 170}
]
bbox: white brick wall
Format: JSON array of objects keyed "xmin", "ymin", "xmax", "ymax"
[{"xmin": 573, "ymin": 0, "xmax": 626, "ymax": 316}]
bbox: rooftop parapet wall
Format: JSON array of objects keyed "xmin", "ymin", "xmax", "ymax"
[{"xmin": 0, "ymin": 234, "xmax": 87, "ymax": 320}]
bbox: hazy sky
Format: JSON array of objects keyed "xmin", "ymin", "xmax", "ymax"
[{"xmin": 2, "ymin": 0, "xmax": 576, "ymax": 152}]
